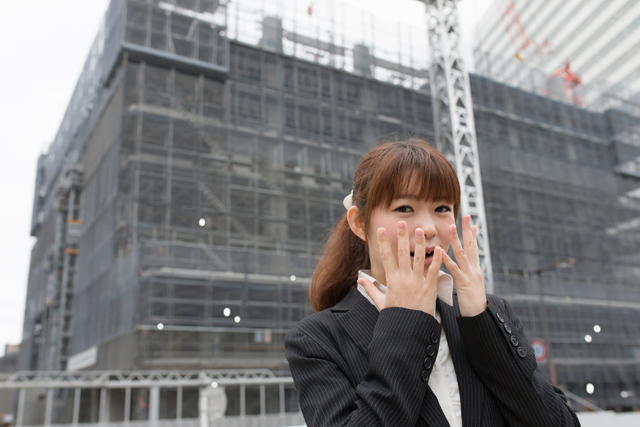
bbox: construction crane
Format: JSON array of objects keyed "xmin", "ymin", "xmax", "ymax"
[
  {"xmin": 422, "ymin": 0, "xmax": 494, "ymax": 293},
  {"xmin": 497, "ymin": 1, "xmax": 583, "ymax": 106},
  {"xmin": 499, "ymin": 0, "xmax": 551, "ymax": 62},
  {"xmin": 551, "ymin": 62, "xmax": 582, "ymax": 106}
]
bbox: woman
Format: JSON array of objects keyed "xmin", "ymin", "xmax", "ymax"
[{"xmin": 285, "ymin": 138, "xmax": 581, "ymax": 426}]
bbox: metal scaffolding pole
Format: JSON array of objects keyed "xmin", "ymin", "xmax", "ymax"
[
  {"xmin": 45, "ymin": 389, "xmax": 53, "ymax": 426},
  {"xmin": 150, "ymin": 386, "xmax": 160, "ymax": 425},
  {"xmin": 72, "ymin": 388, "xmax": 81, "ymax": 425},
  {"xmin": 16, "ymin": 389, "xmax": 25, "ymax": 426},
  {"xmin": 424, "ymin": 0, "xmax": 494, "ymax": 292}
]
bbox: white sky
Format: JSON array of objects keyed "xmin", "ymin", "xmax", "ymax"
[{"xmin": 0, "ymin": 0, "xmax": 493, "ymax": 357}]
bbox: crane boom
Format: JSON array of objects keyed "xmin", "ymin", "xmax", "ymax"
[{"xmin": 499, "ymin": 0, "xmax": 551, "ymax": 61}]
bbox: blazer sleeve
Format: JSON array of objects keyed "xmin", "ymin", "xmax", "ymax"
[
  {"xmin": 456, "ymin": 295, "xmax": 581, "ymax": 427},
  {"xmin": 285, "ymin": 307, "xmax": 443, "ymax": 427}
]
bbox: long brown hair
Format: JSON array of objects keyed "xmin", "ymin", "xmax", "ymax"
[{"xmin": 309, "ymin": 138, "xmax": 461, "ymax": 312}]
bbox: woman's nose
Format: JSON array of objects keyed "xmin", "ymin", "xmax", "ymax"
[
  {"xmin": 414, "ymin": 218, "xmax": 437, "ymax": 239},
  {"xmin": 423, "ymin": 223, "xmax": 437, "ymax": 239}
]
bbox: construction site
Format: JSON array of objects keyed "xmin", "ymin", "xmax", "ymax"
[{"xmin": 10, "ymin": 0, "xmax": 640, "ymax": 424}]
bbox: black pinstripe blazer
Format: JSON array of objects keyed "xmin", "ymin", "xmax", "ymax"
[{"xmin": 285, "ymin": 286, "xmax": 581, "ymax": 427}]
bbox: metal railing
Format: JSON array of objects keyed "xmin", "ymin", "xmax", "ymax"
[{"xmin": 0, "ymin": 370, "xmax": 302, "ymax": 427}]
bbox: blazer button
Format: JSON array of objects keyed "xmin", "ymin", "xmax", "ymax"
[
  {"xmin": 496, "ymin": 312, "xmax": 505, "ymax": 323},
  {"xmin": 426, "ymin": 345, "xmax": 435, "ymax": 357},
  {"xmin": 421, "ymin": 370, "xmax": 430, "ymax": 382},
  {"xmin": 423, "ymin": 358, "xmax": 432, "ymax": 370},
  {"xmin": 510, "ymin": 335, "xmax": 519, "ymax": 347},
  {"xmin": 504, "ymin": 323, "xmax": 512, "ymax": 334},
  {"xmin": 430, "ymin": 332, "xmax": 439, "ymax": 343},
  {"xmin": 517, "ymin": 347, "xmax": 527, "ymax": 358}
]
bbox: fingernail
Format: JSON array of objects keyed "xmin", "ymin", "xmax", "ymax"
[
  {"xmin": 397, "ymin": 222, "xmax": 406, "ymax": 230},
  {"xmin": 377, "ymin": 228, "xmax": 384, "ymax": 236},
  {"xmin": 416, "ymin": 228, "xmax": 424, "ymax": 238}
]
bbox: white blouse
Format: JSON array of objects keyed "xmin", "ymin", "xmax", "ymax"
[{"xmin": 356, "ymin": 269, "xmax": 463, "ymax": 427}]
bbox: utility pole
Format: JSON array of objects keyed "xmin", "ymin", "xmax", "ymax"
[
  {"xmin": 531, "ymin": 258, "xmax": 575, "ymax": 386},
  {"xmin": 504, "ymin": 258, "xmax": 575, "ymax": 386},
  {"xmin": 532, "ymin": 270, "xmax": 557, "ymax": 386},
  {"xmin": 423, "ymin": 0, "xmax": 494, "ymax": 292}
]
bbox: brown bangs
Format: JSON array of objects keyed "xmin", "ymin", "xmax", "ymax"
[{"xmin": 365, "ymin": 140, "xmax": 461, "ymax": 218}]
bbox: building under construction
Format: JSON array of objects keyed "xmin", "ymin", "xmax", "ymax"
[{"xmin": 20, "ymin": 0, "xmax": 640, "ymax": 420}]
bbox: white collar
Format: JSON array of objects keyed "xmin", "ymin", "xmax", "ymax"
[{"xmin": 356, "ymin": 269, "xmax": 454, "ymax": 311}]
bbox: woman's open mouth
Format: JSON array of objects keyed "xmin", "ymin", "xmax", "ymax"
[{"xmin": 410, "ymin": 247, "xmax": 435, "ymax": 265}]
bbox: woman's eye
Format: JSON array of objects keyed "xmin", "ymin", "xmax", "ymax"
[
  {"xmin": 436, "ymin": 205, "xmax": 452, "ymax": 213},
  {"xmin": 394, "ymin": 205, "xmax": 414, "ymax": 213}
]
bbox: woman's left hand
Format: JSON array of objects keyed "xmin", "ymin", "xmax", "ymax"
[{"xmin": 441, "ymin": 215, "xmax": 488, "ymax": 317}]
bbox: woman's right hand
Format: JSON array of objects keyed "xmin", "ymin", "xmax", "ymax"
[{"xmin": 357, "ymin": 221, "xmax": 443, "ymax": 315}]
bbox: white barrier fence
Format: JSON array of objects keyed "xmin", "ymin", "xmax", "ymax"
[{"xmin": 0, "ymin": 370, "xmax": 303, "ymax": 427}]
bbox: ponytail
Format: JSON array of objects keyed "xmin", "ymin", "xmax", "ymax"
[{"xmin": 309, "ymin": 214, "xmax": 369, "ymax": 312}]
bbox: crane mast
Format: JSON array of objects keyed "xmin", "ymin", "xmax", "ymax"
[{"xmin": 423, "ymin": 0, "xmax": 494, "ymax": 293}]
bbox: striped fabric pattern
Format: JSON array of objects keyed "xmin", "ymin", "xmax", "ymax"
[{"xmin": 285, "ymin": 286, "xmax": 581, "ymax": 427}]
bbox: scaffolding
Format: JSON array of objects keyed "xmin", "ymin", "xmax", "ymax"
[
  {"xmin": 24, "ymin": 0, "xmax": 436, "ymax": 374},
  {"xmin": 227, "ymin": 0, "xmax": 430, "ymax": 90},
  {"xmin": 470, "ymin": 74, "xmax": 640, "ymax": 408}
]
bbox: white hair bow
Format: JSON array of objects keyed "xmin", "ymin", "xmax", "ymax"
[{"xmin": 343, "ymin": 190, "xmax": 353, "ymax": 210}]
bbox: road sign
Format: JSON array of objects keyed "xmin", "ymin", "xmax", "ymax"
[{"xmin": 530, "ymin": 339, "xmax": 548, "ymax": 362}]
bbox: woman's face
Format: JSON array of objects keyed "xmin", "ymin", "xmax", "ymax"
[{"xmin": 366, "ymin": 193, "xmax": 456, "ymax": 285}]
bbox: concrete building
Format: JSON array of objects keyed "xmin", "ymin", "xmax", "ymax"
[{"xmin": 20, "ymin": 0, "xmax": 640, "ymax": 419}]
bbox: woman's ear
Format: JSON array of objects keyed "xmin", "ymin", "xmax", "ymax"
[{"xmin": 347, "ymin": 206, "xmax": 366, "ymax": 241}]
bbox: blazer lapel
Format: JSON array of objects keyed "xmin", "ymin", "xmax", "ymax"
[
  {"xmin": 336, "ymin": 289, "xmax": 450, "ymax": 427},
  {"xmin": 437, "ymin": 297, "xmax": 485, "ymax": 427},
  {"xmin": 419, "ymin": 387, "xmax": 453, "ymax": 427},
  {"xmin": 332, "ymin": 288, "xmax": 486, "ymax": 427},
  {"xmin": 331, "ymin": 287, "xmax": 379, "ymax": 357}
]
